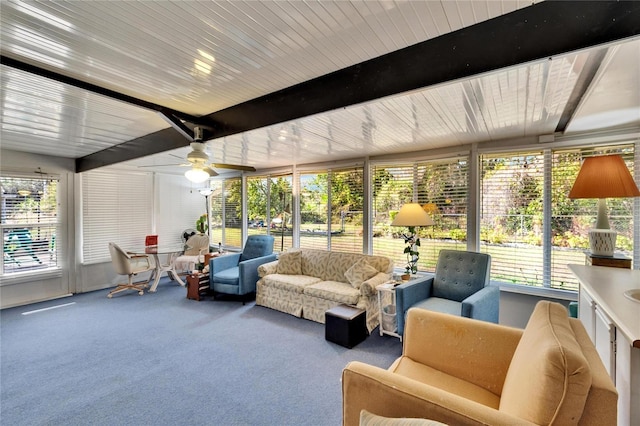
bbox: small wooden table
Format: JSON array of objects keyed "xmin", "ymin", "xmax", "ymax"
[{"xmin": 186, "ymin": 272, "xmax": 210, "ymax": 301}]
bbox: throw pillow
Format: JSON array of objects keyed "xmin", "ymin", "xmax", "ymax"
[
  {"xmin": 277, "ymin": 249, "xmax": 302, "ymax": 275},
  {"xmin": 359, "ymin": 410, "xmax": 447, "ymax": 426},
  {"xmin": 344, "ymin": 258, "xmax": 379, "ymax": 289}
]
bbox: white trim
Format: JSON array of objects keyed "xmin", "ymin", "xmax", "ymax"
[{"xmin": 496, "ymin": 281, "xmax": 577, "ymax": 301}]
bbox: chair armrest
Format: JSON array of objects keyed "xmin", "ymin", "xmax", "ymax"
[
  {"xmin": 360, "ymin": 272, "xmax": 391, "ymax": 296},
  {"xmin": 129, "ymin": 254, "xmax": 148, "ymax": 259},
  {"xmin": 395, "ymin": 275, "xmax": 434, "ymax": 335},
  {"xmin": 461, "ymin": 285, "xmax": 500, "ymax": 323},
  {"xmin": 258, "ymin": 260, "xmax": 279, "ymax": 277},
  {"xmin": 238, "ymin": 254, "xmax": 278, "ymax": 294},
  {"xmin": 342, "ymin": 361, "xmax": 534, "ymax": 426},
  {"xmin": 403, "ymin": 308, "xmax": 522, "ymax": 395},
  {"xmin": 210, "ymin": 253, "xmax": 241, "ymax": 273}
]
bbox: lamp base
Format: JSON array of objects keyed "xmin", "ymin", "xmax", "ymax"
[{"xmin": 588, "ymin": 229, "xmax": 617, "ymax": 257}]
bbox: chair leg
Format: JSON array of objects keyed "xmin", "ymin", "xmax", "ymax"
[{"xmin": 107, "ymin": 274, "xmax": 147, "ymax": 298}]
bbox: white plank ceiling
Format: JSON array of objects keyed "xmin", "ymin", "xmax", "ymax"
[{"xmin": 1, "ymin": 0, "xmax": 639, "ymax": 175}]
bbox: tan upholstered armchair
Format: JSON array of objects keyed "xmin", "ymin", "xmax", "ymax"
[{"xmin": 343, "ymin": 301, "xmax": 617, "ymax": 426}]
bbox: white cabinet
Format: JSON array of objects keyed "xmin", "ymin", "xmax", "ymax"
[
  {"xmin": 578, "ymin": 289, "xmax": 595, "ymax": 341},
  {"xmin": 594, "ymin": 305, "xmax": 616, "ymax": 380},
  {"xmin": 569, "ymin": 265, "xmax": 640, "ymax": 426}
]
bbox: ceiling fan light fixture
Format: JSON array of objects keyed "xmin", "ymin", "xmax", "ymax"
[{"xmin": 185, "ymin": 167, "xmax": 210, "ymax": 183}]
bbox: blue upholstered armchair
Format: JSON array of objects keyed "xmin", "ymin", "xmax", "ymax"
[
  {"xmin": 395, "ymin": 249, "xmax": 498, "ymax": 336},
  {"xmin": 209, "ymin": 235, "xmax": 276, "ymax": 303}
]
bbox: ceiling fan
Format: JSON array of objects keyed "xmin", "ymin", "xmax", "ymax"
[{"xmin": 141, "ymin": 127, "xmax": 256, "ymax": 182}]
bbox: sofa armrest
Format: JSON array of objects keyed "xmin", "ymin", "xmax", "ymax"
[
  {"xmin": 403, "ymin": 308, "xmax": 522, "ymax": 396},
  {"xmin": 210, "ymin": 253, "xmax": 240, "ymax": 273},
  {"xmin": 461, "ymin": 285, "xmax": 500, "ymax": 323},
  {"xmin": 395, "ymin": 275, "xmax": 434, "ymax": 335},
  {"xmin": 360, "ymin": 272, "xmax": 391, "ymax": 296},
  {"xmin": 343, "ymin": 361, "xmax": 534, "ymax": 426},
  {"xmin": 258, "ymin": 260, "xmax": 279, "ymax": 277},
  {"xmin": 238, "ymin": 254, "xmax": 278, "ymax": 294}
]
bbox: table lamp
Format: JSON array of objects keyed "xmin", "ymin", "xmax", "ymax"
[
  {"xmin": 391, "ymin": 203, "xmax": 434, "ymax": 274},
  {"xmin": 568, "ymin": 154, "xmax": 640, "ymax": 257}
]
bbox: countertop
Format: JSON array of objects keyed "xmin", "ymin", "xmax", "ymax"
[{"xmin": 568, "ymin": 264, "xmax": 640, "ymax": 347}]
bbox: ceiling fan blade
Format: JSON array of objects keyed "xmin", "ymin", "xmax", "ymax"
[
  {"xmin": 138, "ymin": 163, "xmax": 190, "ymax": 167},
  {"xmin": 211, "ymin": 163, "xmax": 256, "ymax": 172}
]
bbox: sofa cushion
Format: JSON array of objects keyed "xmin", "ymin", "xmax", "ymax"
[
  {"xmin": 212, "ymin": 266, "xmax": 239, "ymax": 286},
  {"xmin": 411, "ymin": 297, "xmax": 461, "ymax": 317},
  {"xmin": 344, "ymin": 258, "xmax": 379, "ymax": 289},
  {"xmin": 359, "ymin": 409, "xmax": 447, "ymax": 426},
  {"xmin": 305, "ymin": 280, "xmax": 360, "ymax": 305},
  {"xmin": 326, "ymin": 252, "xmax": 368, "ymax": 282},
  {"xmin": 262, "ymin": 274, "xmax": 321, "ymax": 293},
  {"xmin": 300, "ymin": 249, "xmax": 330, "ymax": 279},
  {"xmin": 499, "ymin": 301, "xmax": 592, "ymax": 425},
  {"xmin": 391, "ymin": 356, "xmax": 501, "ymax": 409},
  {"xmin": 277, "ymin": 249, "xmax": 302, "ymax": 275}
]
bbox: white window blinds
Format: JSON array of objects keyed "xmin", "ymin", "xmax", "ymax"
[
  {"xmin": 551, "ymin": 145, "xmax": 636, "ymax": 290},
  {"xmin": 480, "ymin": 152, "xmax": 545, "ymax": 286},
  {"xmin": 82, "ymin": 170, "xmax": 153, "ymax": 264},
  {"xmin": 1, "ymin": 175, "xmax": 60, "ymax": 274},
  {"xmin": 480, "ymin": 144, "xmax": 637, "ymax": 291},
  {"xmin": 372, "ymin": 157, "xmax": 469, "ymax": 272}
]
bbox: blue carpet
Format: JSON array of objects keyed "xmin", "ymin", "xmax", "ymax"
[{"xmin": 1, "ymin": 278, "xmax": 402, "ymax": 425}]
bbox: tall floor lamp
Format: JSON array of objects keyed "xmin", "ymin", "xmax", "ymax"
[
  {"xmin": 199, "ymin": 188, "xmax": 213, "ymax": 237},
  {"xmin": 568, "ymin": 154, "xmax": 639, "ymax": 257}
]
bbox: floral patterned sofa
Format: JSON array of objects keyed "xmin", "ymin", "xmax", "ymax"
[{"xmin": 256, "ymin": 248, "xmax": 393, "ymax": 332}]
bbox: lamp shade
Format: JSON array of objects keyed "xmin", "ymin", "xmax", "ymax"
[
  {"xmin": 568, "ymin": 154, "xmax": 640, "ymax": 199},
  {"xmin": 391, "ymin": 203, "xmax": 434, "ymax": 227}
]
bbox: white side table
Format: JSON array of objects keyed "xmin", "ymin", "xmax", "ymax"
[{"xmin": 378, "ymin": 282, "xmax": 402, "ymax": 340}]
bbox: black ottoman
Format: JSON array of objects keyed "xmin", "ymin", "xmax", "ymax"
[{"xmin": 325, "ymin": 304, "xmax": 367, "ymax": 348}]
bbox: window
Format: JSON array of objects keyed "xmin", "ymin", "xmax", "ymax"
[
  {"xmin": 247, "ymin": 176, "xmax": 269, "ymax": 236},
  {"xmin": 551, "ymin": 145, "xmax": 637, "ymax": 289},
  {"xmin": 330, "ymin": 168, "xmax": 364, "ymax": 253},
  {"xmin": 209, "ymin": 180, "xmax": 224, "ymax": 247},
  {"xmin": 269, "ymin": 175, "xmax": 293, "ymax": 252},
  {"xmin": 480, "ymin": 152, "xmax": 546, "ymax": 286},
  {"xmin": 224, "ymin": 178, "xmax": 242, "ymax": 248},
  {"xmin": 299, "ymin": 167, "xmax": 364, "ymax": 253},
  {"xmin": 300, "ymin": 171, "xmax": 329, "ymax": 250},
  {"xmin": 246, "ymin": 174, "xmax": 293, "ymax": 251},
  {"xmin": 480, "ymin": 143, "xmax": 637, "ymax": 291},
  {"xmin": 372, "ymin": 158, "xmax": 469, "ymax": 271},
  {"xmin": 82, "ymin": 170, "xmax": 152, "ymax": 264},
  {"xmin": 1, "ymin": 175, "xmax": 60, "ymax": 274}
]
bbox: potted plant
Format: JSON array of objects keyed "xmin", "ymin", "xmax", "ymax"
[
  {"xmin": 401, "ymin": 230, "xmax": 420, "ymax": 280},
  {"xmin": 196, "ymin": 214, "xmax": 208, "ymax": 234}
]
